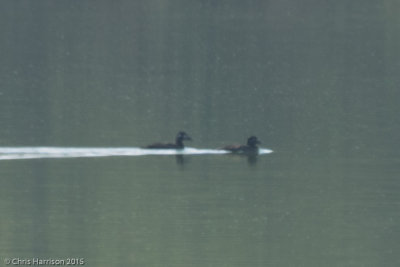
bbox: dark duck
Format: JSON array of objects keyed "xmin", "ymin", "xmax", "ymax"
[
  {"xmin": 145, "ymin": 131, "xmax": 192, "ymax": 149},
  {"xmin": 222, "ymin": 136, "xmax": 261, "ymax": 153}
]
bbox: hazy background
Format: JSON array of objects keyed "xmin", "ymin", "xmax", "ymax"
[{"xmin": 0, "ymin": 1, "xmax": 399, "ymax": 266}]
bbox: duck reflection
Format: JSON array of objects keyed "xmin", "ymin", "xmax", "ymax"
[{"xmin": 175, "ymin": 155, "xmax": 188, "ymax": 166}]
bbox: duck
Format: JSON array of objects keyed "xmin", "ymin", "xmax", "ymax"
[
  {"xmin": 222, "ymin": 136, "xmax": 261, "ymax": 153},
  {"xmin": 145, "ymin": 131, "xmax": 192, "ymax": 149}
]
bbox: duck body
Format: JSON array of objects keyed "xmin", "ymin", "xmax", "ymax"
[
  {"xmin": 145, "ymin": 131, "xmax": 192, "ymax": 149},
  {"xmin": 222, "ymin": 136, "xmax": 261, "ymax": 154}
]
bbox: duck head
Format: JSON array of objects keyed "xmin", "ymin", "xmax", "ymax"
[
  {"xmin": 247, "ymin": 136, "xmax": 261, "ymax": 147},
  {"xmin": 176, "ymin": 131, "xmax": 192, "ymax": 142}
]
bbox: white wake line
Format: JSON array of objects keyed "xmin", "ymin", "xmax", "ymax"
[{"xmin": 0, "ymin": 147, "xmax": 273, "ymax": 160}]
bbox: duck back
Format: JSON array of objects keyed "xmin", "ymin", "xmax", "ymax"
[{"xmin": 144, "ymin": 131, "xmax": 191, "ymax": 149}]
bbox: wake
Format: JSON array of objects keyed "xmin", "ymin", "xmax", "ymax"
[{"xmin": 0, "ymin": 147, "xmax": 273, "ymax": 160}]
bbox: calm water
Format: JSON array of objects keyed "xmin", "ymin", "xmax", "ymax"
[{"xmin": 1, "ymin": 1, "xmax": 400, "ymax": 266}]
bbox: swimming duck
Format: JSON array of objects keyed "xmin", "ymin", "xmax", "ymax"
[
  {"xmin": 145, "ymin": 131, "xmax": 192, "ymax": 149},
  {"xmin": 222, "ymin": 136, "xmax": 261, "ymax": 153}
]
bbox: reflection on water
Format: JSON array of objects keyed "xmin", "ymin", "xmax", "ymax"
[
  {"xmin": 223, "ymin": 152, "xmax": 260, "ymax": 165},
  {"xmin": 0, "ymin": 147, "xmax": 273, "ymax": 160}
]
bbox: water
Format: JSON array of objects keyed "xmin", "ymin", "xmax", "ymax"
[{"xmin": 1, "ymin": 1, "xmax": 400, "ymax": 266}]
